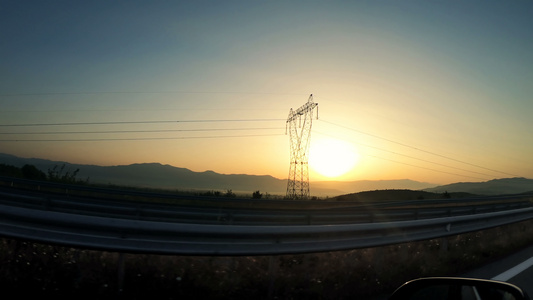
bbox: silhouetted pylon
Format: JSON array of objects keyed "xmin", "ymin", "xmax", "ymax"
[{"xmin": 286, "ymin": 94, "xmax": 318, "ymax": 200}]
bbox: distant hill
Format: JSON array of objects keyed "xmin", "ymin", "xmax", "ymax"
[
  {"xmin": 0, "ymin": 153, "xmax": 437, "ymax": 196},
  {"xmin": 4, "ymin": 153, "xmax": 532, "ymax": 197},
  {"xmin": 424, "ymin": 177, "xmax": 533, "ymax": 195},
  {"xmin": 332, "ymin": 189, "xmax": 476, "ymax": 202},
  {"xmin": 0, "ymin": 153, "xmax": 286, "ymax": 194},
  {"xmin": 311, "ymin": 179, "xmax": 435, "ymax": 197}
]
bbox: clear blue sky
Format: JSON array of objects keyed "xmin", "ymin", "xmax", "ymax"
[{"xmin": 1, "ymin": 1, "xmax": 532, "ymax": 184}]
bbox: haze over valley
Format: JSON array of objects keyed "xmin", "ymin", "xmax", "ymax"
[{"xmin": 2, "ymin": 153, "xmax": 532, "ymax": 197}]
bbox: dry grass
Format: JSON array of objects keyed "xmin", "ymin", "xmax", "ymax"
[{"xmin": 2, "ymin": 219, "xmax": 533, "ymax": 299}]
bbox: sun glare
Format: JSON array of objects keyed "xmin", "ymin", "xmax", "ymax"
[{"xmin": 309, "ymin": 138, "xmax": 359, "ymax": 179}]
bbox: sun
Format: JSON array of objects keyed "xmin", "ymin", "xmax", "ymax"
[{"xmin": 309, "ymin": 138, "xmax": 359, "ymax": 179}]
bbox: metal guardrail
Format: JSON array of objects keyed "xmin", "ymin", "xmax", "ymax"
[
  {"xmin": 0, "ymin": 187, "xmax": 531, "ymax": 225},
  {"xmin": 1, "ymin": 202, "xmax": 533, "ymax": 256},
  {"xmin": 1, "ymin": 176, "xmax": 532, "ymax": 225},
  {"xmin": 1, "ymin": 176, "xmax": 532, "ymax": 255}
]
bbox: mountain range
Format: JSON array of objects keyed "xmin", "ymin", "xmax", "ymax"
[
  {"xmin": 1, "ymin": 153, "xmax": 532, "ymax": 197},
  {"xmin": 423, "ymin": 177, "xmax": 533, "ymax": 196}
]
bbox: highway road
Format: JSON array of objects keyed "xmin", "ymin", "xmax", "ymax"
[
  {"xmin": 372, "ymin": 246, "xmax": 533, "ymax": 300},
  {"xmin": 462, "ymin": 244, "xmax": 533, "ymax": 297}
]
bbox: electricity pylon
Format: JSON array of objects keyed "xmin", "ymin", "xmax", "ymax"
[{"xmin": 286, "ymin": 94, "xmax": 318, "ymax": 200}]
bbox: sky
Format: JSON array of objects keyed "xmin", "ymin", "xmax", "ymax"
[{"xmin": 1, "ymin": 1, "xmax": 532, "ymax": 185}]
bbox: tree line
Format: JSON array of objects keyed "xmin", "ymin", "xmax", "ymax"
[
  {"xmin": 1, "ymin": 163, "xmax": 273, "ymax": 199},
  {"xmin": 0, "ymin": 163, "xmax": 87, "ymax": 184}
]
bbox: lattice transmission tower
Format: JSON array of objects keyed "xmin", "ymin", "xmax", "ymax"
[{"xmin": 286, "ymin": 94, "xmax": 318, "ymax": 200}]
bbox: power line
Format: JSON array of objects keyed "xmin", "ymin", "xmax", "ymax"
[
  {"xmin": 319, "ymin": 119, "xmax": 521, "ymax": 178},
  {"xmin": 364, "ymin": 154, "xmax": 488, "ymax": 181},
  {"xmin": 0, "ymin": 127, "xmax": 284, "ymax": 135},
  {"xmin": 314, "ymin": 131, "xmax": 494, "ymax": 180},
  {"xmin": 0, "ymin": 108, "xmax": 283, "ymax": 113},
  {"xmin": 0, "ymin": 119, "xmax": 285, "ymax": 127},
  {"xmin": 0, "ymin": 133, "xmax": 284, "ymax": 142},
  {"xmin": 0, "ymin": 91, "xmax": 308, "ymax": 97}
]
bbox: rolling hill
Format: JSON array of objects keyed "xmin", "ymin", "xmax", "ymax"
[
  {"xmin": 424, "ymin": 177, "xmax": 533, "ymax": 195},
  {"xmin": 4, "ymin": 153, "xmax": 531, "ymax": 197},
  {"xmin": 0, "ymin": 153, "xmax": 438, "ymax": 196}
]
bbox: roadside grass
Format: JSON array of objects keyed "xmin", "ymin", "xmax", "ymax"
[{"xmin": 2, "ymin": 219, "xmax": 533, "ymax": 299}]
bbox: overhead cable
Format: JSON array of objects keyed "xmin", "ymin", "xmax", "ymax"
[
  {"xmin": 0, "ymin": 119, "xmax": 285, "ymax": 127},
  {"xmin": 314, "ymin": 131, "xmax": 494, "ymax": 180},
  {"xmin": 0, "ymin": 133, "xmax": 284, "ymax": 142},
  {"xmin": 319, "ymin": 119, "xmax": 521, "ymax": 178},
  {"xmin": 0, "ymin": 127, "xmax": 284, "ymax": 135}
]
